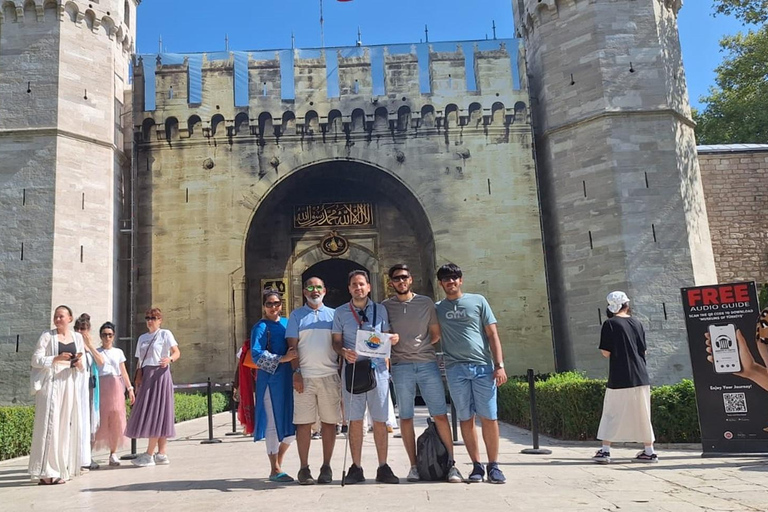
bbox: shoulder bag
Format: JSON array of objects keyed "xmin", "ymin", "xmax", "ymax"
[
  {"xmin": 133, "ymin": 331, "xmax": 160, "ymax": 390},
  {"xmin": 344, "ymin": 302, "xmax": 378, "ymax": 394}
]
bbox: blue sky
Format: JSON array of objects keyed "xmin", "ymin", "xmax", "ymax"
[{"xmin": 135, "ymin": 1, "xmax": 746, "ymax": 109}]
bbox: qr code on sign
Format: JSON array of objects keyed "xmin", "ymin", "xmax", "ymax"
[{"xmin": 723, "ymin": 393, "xmax": 747, "ymax": 414}]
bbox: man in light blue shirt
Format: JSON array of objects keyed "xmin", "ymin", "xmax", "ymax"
[
  {"xmin": 332, "ymin": 270, "xmax": 400, "ymax": 485},
  {"xmin": 436, "ymin": 263, "xmax": 508, "ymax": 484},
  {"xmin": 286, "ymin": 277, "xmax": 339, "ymax": 485}
]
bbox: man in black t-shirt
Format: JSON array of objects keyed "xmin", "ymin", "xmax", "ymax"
[{"xmin": 592, "ymin": 291, "xmax": 657, "ymax": 464}]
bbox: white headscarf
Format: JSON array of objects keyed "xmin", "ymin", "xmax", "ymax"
[{"xmin": 606, "ymin": 291, "xmax": 630, "ymax": 314}]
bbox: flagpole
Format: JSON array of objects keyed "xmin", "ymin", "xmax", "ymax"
[{"xmin": 320, "ymin": 0, "xmax": 325, "ymax": 48}]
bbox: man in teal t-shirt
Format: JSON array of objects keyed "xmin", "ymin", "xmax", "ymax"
[{"xmin": 435, "ymin": 263, "xmax": 508, "ymax": 484}]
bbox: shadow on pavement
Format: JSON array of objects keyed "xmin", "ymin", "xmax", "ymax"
[{"xmin": 83, "ymin": 478, "xmax": 305, "ymax": 493}]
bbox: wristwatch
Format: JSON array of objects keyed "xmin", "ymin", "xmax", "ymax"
[
  {"xmin": 293, "ymin": 367, "xmax": 302, "ymax": 375},
  {"xmin": 494, "ymin": 362, "xmax": 505, "ymax": 370}
]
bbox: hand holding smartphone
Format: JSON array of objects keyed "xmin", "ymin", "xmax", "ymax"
[{"xmin": 708, "ymin": 323, "xmax": 741, "ymax": 373}]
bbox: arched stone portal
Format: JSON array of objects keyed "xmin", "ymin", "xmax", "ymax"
[{"xmin": 244, "ymin": 161, "xmax": 436, "ymax": 329}]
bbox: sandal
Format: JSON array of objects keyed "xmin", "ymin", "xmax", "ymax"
[
  {"xmin": 268, "ymin": 472, "xmax": 295, "ymax": 483},
  {"xmin": 38, "ymin": 478, "xmax": 66, "ymax": 485}
]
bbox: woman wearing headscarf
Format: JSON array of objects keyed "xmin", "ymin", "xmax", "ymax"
[
  {"xmin": 592, "ymin": 291, "xmax": 657, "ymax": 464},
  {"xmin": 252, "ymin": 290, "xmax": 298, "ymax": 482},
  {"xmin": 94, "ymin": 321, "xmax": 135, "ymax": 466},
  {"xmin": 29, "ymin": 305, "xmax": 86, "ymax": 484},
  {"xmin": 125, "ymin": 307, "xmax": 181, "ymax": 467}
]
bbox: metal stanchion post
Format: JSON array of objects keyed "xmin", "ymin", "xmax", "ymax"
[
  {"xmin": 201, "ymin": 377, "xmax": 222, "ymax": 444},
  {"xmin": 449, "ymin": 402, "xmax": 464, "ymax": 445},
  {"xmin": 225, "ymin": 381, "xmax": 240, "ymax": 436},
  {"xmin": 120, "ymin": 438, "xmax": 138, "ymax": 461},
  {"xmin": 521, "ymin": 368, "xmax": 552, "ymax": 455}
]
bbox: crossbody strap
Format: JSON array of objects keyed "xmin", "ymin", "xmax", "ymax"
[
  {"xmin": 349, "ymin": 301, "xmax": 377, "ymax": 331},
  {"xmin": 139, "ymin": 331, "xmax": 160, "ymax": 368}
]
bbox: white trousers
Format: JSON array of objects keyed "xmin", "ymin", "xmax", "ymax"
[{"xmin": 263, "ymin": 389, "xmax": 295, "ymax": 455}]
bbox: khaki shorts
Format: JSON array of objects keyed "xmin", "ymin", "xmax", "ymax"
[{"xmin": 293, "ymin": 373, "xmax": 342, "ymax": 425}]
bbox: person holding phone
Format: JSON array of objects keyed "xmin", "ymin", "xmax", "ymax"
[
  {"xmin": 125, "ymin": 307, "xmax": 181, "ymax": 467},
  {"xmin": 93, "ymin": 322, "xmax": 134, "ymax": 466},
  {"xmin": 705, "ymin": 307, "xmax": 768, "ymax": 391},
  {"xmin": 29, "ymin": 305, "xmax": 87, "ymax": 484},
  {"xmin": 592, "ymin": 291, "xmax": 657, "ymax": 464}
]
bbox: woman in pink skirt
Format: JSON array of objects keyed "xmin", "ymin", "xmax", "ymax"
[{"xmin": 94, "ymin": 322, "xmax": 135, "ymax": 466}]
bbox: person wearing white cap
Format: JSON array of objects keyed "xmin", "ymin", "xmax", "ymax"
[{"xmin": 592, "ymin": 291, "xmax": 657, "ymax": 464}]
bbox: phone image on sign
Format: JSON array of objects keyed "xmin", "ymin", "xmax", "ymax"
[{"xmin": 708, "ymin": 323, "xmax": 741, "ymax": 373}]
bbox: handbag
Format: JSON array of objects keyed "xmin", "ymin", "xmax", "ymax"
[
  {"xmin": 344, "ymin": 358, "xmax": 377, "ymax": 394},
  {"xmin": 254, "ymin": 328, "xmax": 280, "ymax": 374},
  {"xmin": 243, "ymin": 344, "xmax": 258, "ymax": 370},
  {"xmin": 133, "ymin": 331, "xmax": 160, "ymax": 390}
]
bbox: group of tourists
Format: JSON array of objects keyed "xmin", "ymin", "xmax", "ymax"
[
  {"xmin": 241, "ymin": 262, "xmax": 509, "ymax": 485},
  {"xmin": 28, "ymin": 306, "xmax": 180, "ymax": 484},
  {"xmin": 27, "ymin": 259, "xmax": 658, "ymax": 486}
]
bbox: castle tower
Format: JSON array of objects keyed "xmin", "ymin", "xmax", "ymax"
[
  {"xmin": 514, "ymin": 0, "xmax": 717, "ymax": 382},
  {"xmin": 0, "ymin": 0, "xmax": 137, "ymax": 403}
]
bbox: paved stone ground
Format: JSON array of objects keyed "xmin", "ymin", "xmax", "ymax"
[{"xmin": 2, "ymin": 409, "xmax": 768, "ymax": 511}]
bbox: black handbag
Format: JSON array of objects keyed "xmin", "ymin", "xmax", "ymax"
[{"xmin": 344, "ymin": 359, "xmax": 377, "ymax": 395}]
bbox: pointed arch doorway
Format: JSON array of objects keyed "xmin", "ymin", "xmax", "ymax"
[{"xmin": 243, "ymin": 160, "xmax": 436, "ymax": 330}]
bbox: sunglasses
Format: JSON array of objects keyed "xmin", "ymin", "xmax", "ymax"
[
  {"xmin": 265, "ymin": 301, "xmax": 282, "ymax": 307},
  {"xmin": 440, "ymin": 275, "xmax": 460, "ymax": 282},
  {"xmin": 145, "ymin": 316, "xmax": 159, "ymax": 321},
  {"xmin": 391, "ymin": 275, "xmax": 410, "ymax": 282},
  {"xmin": 305, "ymin": 285, "xmax": 324, "ymax": 292},
  {"xmin": 100, "ymin": 332, "xmax": 115, "ymax": 338}
]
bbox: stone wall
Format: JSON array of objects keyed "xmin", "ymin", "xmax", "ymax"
[
  {"xmin": 0, "ymin": 0, "xmax": 137, "ymax": 404},
  {"xmin": 133, "ymin": 40, "xmax": 555, "ymax": 386},
  {"xmin": 699, "ymin": 148, "xmax": 768, "ymax": 285},
  {"xmin": 516, "ymin": 0, "xmax": 717, "ymax": 383}
]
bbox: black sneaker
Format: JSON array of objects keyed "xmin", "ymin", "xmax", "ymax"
[
  {"xmin": 340, "ymin": 425, "xmax": 349, "ymax": 434},
  {"xmin": 344, "ymin": 464, "xmax": 365, "ymax": 484},
  {"xmin": 375, "ymin": 463, "xmax": 400, "ymax": 484},
  {"xmin": 486, "ymin": 462, "xmax": 506, "ymax": 484},
  {"xmin": 318, "ymin": 464, "xmax": 333, "ymax": 484},
  {"xmin": 297, "ymin": 466, "xmax": 315, "ymax": 485},
  {"xmin": 467, "ymin": 462, "xmax": 484, "ymax": 483}
]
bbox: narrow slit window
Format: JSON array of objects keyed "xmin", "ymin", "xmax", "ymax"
[
  {"xmin": 185, "ymin": 188, "xmax": 189, "ymax": 203},
  {"xmin": 22, "ymin": 188, "xmax": 26, "ymax": 206},
  {"xmin": 652, "ymin": 224, "xmax": 657, "ymax": 243},
  {"xmin": 588, "ymin": 231, "xmax": 594, "ymax": 249},
  {"xmin": 21, "ymin": 242, "xmax": 24, "ymax": 261},
  {"xmin": 582, "ymin": 180, "xmax": 587, "ymax": 197},
  {"xmin": 487, "ymin": 179, "xmax": 492, "ymax": 195},
  {"xmin": 644, "ymin": 171, "xmax": 649, "ymax": 188},
  {"xmin": 82, "ymin": 192, "xmax": 85, "ymax": 210},
  {"xmin": 80, "ymin": 245, "xmax": 84, "ymax": 263},
  {"xmin": 662, "ymin": 302, "xmax": 668, "ymax": 320},
  {"xmin": 598, "ymin": 308, "xmax": 602, "ymax": 324}
]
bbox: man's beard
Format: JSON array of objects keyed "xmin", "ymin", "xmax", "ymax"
[
  {"xmin": 396, "ymin": 287, "xmax": 412, "ymax": 296},
  {"xmin": 307, "ymin": 296, "xmax": 324, "ymax": 306}
]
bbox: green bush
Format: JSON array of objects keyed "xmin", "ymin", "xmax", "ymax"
[
  {"xmin": 0, "ymin": 406, "xmax": 36, "ymax": 461},
  {"xmin": 1, "ymin": 392, "xmax": 231, "ymax": 461},
  {"xmin": 498, "ymin": 372, "xmax": 701, "ymax": 443}
]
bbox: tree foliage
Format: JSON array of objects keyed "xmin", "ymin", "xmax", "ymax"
[
  {"xmin": 694, "ymin": 26, "xmax": 768, "ymax": 144},
  {"xmin": 713, "ymin": 0, "xmax": 768, "ymax": 24}
]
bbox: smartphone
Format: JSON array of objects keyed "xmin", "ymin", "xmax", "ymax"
[
  {"xmin": 70, "ymin": 352, "xmax": 83, "ymax": 367},
  {"xmin": 708, "ymin": 323, "xmax": 741, "ymax": 373}
]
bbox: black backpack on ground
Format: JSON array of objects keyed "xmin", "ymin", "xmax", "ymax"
[{"xmin": 416, "ymin": 418, "xmax": 449, "ymax": 481}]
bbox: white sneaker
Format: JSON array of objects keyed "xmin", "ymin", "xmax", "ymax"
[
  {"xmin": 108, "ymin": 454, "xmax": 120, "ymax": 467},
  {"xmin": 154, "ymin": 453, "xmax": 170, "ymax": 465},
  {"xmin": 131, "ymin": 453, "xmax": 155, "ymax": 467},
  {"xmin": 406, "ymin": 465, "xmax": 420, "ymax": 482}
]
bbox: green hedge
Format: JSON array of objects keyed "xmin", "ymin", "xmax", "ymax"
[
  {"xmin": 0, "ymin": 406, "xmax": 36, "ymax": 461},
  {"xmin": 0, "ymin": 392, "xmax": 229, "ymax": 461},
  {"xmin": 498, "ymin": 372, "xmax": 700, "ymax": 443}
]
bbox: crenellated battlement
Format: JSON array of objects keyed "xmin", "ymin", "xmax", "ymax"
[
  {"xmin": 0, "ymin": 0, "xmax": 136, "ymax": 54},
  {"xmin": 134, "ymin": 39, "xmax": 528, "ymax": 142},
  {"xmin": 515, "ymin": 0, "xmax": 682, "ymax": 36}
]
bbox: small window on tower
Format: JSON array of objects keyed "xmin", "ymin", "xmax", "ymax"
[{"xmin": 124, "ymin": 1, "xmax": 131, "ymax": 28}]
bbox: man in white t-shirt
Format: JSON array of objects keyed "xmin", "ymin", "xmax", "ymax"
[{"xmin": 286, "ymin": 277, "xmax": 340, "ymax": 485}]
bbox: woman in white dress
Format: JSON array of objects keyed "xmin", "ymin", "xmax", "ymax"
[{"xmin": 28, "ymin": 305, "xmax": 86, "ymax": 484}]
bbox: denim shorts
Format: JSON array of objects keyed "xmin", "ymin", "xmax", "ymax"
[
  {"xmin": 390, "ymin": 361, "xmax": 448, "ymax": 420},
  {"xmin": 342, "ymin": 361, "xmax": 391, "ymax": 423},
  {"xmin": 445, "ymin": 363, "xmax": 498, "ymax": 421}
]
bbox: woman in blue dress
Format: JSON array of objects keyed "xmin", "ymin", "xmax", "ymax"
[{"xmin": 252, "ymin": 289, "xmax": 298, "ymax": 482}]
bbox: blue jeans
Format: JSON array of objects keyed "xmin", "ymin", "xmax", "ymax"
[
  {"xmin": 445, "ymin": 363, "xmax": 498, "ymax": 421},
  {"xmin": 390, "ymin": 361, "xmax": 448, "ymax": 420}
]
